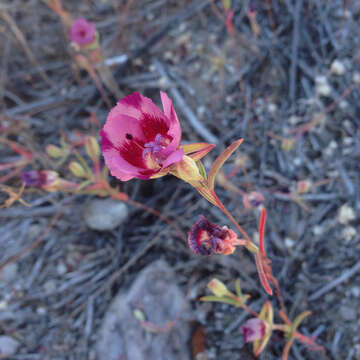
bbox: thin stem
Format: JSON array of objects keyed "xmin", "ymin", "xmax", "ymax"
[{"xmin": 213, "ymin": 192, "xmax": 258, "ymax": 253}]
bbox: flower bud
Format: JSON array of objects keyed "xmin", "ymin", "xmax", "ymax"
[
  {"xmin": 46, "ymin": 145, "xmax": 63, "ymax": 159},
  {"xmin": 281, "ymin": 138, "xmax": 295, "ymax": 151},
  {"xmin": 242, "ymin": 191, "xmax": 265, "ymax": 209},
  {"xmin": 240, "ymin": 318, "xmax": 267, "ymax": 343},
  {"xmin": 21, "ymin": 170, "xmax": 59, "ymax": 191},
  {"xmin": 208, "ymin": 278, "xmax": 231, "ymax": 297},
  {"xmin": 296, "ymin": 179, "xmax": 312, "ymax": 194},
  {"xmin": 174, "ymin": 155, "xmax": 203, "ymax": 182},
  {"xmin": 85, "ymin": 136, "xmax": 100, "ymax": 163},
  {"xmin": 187, "ymin": 215, "xmax": 242, "ymax": 256},
  {"xmin": 69, "ymin": 161, "xmax": 86, "ymax": 178}
]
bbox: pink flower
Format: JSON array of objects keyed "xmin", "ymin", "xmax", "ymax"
[
  {"xmin": 187, "ymin": 215, "xmax": 242, "ymax": 255},
  {"xmin": 70, "ymin": 18, "xmax": 96, "ymax": 46},
  {"xmin": 21, "ymin": 170, "xmax": 59, "ymax": 190},
  {"xmin": 100, "ymin": 92, "xmax": 184, "ymax": 181},
  {"xmin": 240, "ymin": 318, "xmax": 266, "ymax": 343},
  {"xmin": 242, "ymin": 191, "xmax": 265, "ymax": 209}
]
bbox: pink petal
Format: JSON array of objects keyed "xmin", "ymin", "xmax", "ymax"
[
  {"xmin": 162, "ymin": 148, "xmax": 184, "ymax": 168},
  {"xmin": 160, "ymin": 91, "xmax": 182, "ymax": 149},
  {"xmin": 101, "ymin": 145, "xmax": 143, "ymax": 181},
  {"xmin": 70, "ymin": 18, "xmax": 96, "ymax": 46},
  {"xmin": 102, "ymin": 112, "xmax": 145, "ymax": 148}
]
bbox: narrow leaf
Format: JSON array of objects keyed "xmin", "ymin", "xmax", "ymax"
[
  {"xmin": 208, "ymin": 139, "xmax": 243, "ymax": 190},
  {"xmin": 255, "ymin": 254, "xmax": 273, "ymax": 295},
  {"xmin": 181, "ymin": 142, "xmax": 216, "ymax": 161}
]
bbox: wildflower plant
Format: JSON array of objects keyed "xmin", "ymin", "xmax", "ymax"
[{"xmin": 99, "ymin": 91, "xmax": 325, "ymax": 358}]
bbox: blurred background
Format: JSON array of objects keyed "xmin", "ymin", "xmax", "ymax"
[{"xmin": 0, "ymin": 1, "xmax": 359, "ymax": 359}]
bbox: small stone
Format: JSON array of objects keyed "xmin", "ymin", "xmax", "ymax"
[
  {"xmin": 324, "ymin": 140, "xmax": 338, "ymax": 157},
  {"xmin": 0, "ymin": 301, "xmax": 8, "ymax": 310},
  {"xmin": 197, "ymin": 106, "xmax": 206, "ymax": 118},
  {"xmin": 96, "ymin": 260, "xmax": 191, "ymax": 360},
  {"xmin": 56, "ymin": 262, "xmax": 67, "ymax": 276},
  {"xmin": 267, "ymin": 103, "xmax": 277, "ymax": 115},
  {"xmin": 293, "ymin": 157, "xmax": 302, "ymax": 166},
  {"xmin": 0, "ymin": 263, "xmax": 18, "ymax": 282},
  {"xmin": 339, "ymin": 100, "xmax": 348, "ymax": 109},
  {"xmin": 36, "ymin": 306, "xmax": 47, "ymax": 315},
  {"xmin": 341, "ymin": 226, "xmax": 356, "ymax": 242},
  {"xmin": 351, "ymin": 287, "xmax": 360, "ymax": 298},
  {"xmin": 338, "ymin": 204, "xmax": 356, "ymax": 225},
  {"xmin": 340, "ymin": 305, "xmax": 356, "ymax": 321},
  {"xmin": 0, "ymin": 336, "xmax": 20, "ymax": 357},
  {"xmin": 330, "ymin": 60, "xmax": 346, "ymax": 75},
  {"xmin": 84, "ymin": 198, "xmax": 129, "ymax": 231},
  {"xmin": 285, "ymin": 237, "xmax": 295, "ymax": 249},
  {"xmin": 316, "ymin": 83, "xmax": 331, "ymax": 97},
  {"xmin": 312, "ymin": 225, "xmax": 323, "ymax": 236},
  {"xmin": 315, "ymin": 75, "xmax": 327, "ymax": 85},
  {"xmin": 343, "ymin": 137, "xmax": 353, "ymax": 146},
  {"xmin": 353, "ymin": 72, "xmax": 360, "ymax": 84},
  {"xmin": 43, "ymin": 280, "xmax": 57, "ymax": 293}
]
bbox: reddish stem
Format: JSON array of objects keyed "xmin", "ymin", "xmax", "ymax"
[{"xmin": 259, "ymin": 207, "xmax": 266, "ymax": 257}]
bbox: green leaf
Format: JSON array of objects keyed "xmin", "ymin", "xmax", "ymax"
[
  {"xmin": 222, "ymin": 0, "xmax": 231, "ymax": 11},
  {"xmin": 181, "ymin": 142, "xmax": 216, "ymax": 161},
  {"xmin": 200, "ymin": 296, "xmax": 240, "ymax": 307},
  {"xmin": 197, "ymin": 160, "xmax": 207, "ymax": 179},
  {"xmin": 208, "ymin": 139, "xmax": 243, "ymax": 190}
]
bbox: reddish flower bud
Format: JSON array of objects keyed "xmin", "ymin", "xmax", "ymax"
[
  {"xmin": 21, "ymin": 171, "xmax": 58, "ymax": 189},
  {"xmin": 240, "ymin": 318, "xmax": 266, "ymax": 343},
  {"xmin": 70, "ymin": 18, "xmax": 96, "ymax": 46},
  {"xmin": 187, "ymin": 215, "xmax": 242, "ymax": 256},
  {"xmin": 242, "ymin": 191, "xmax": 265, "ymax": 209}
]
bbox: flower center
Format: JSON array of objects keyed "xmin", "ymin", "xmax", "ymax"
[{"xmin": 142, "ymin": 133, "xmax": 169, "ymax": 162}]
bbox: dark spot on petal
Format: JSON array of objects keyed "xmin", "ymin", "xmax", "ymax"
[{"xmin": 126, "ymin": 133, "xmax": 133, "ymax": 140}]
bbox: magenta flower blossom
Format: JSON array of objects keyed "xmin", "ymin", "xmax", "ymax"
[
  {"xmin": 240, "ymin": 318, "xmax": 267, "ymax": 343},
  {"xmin": 21, "ymin": 170, "xmax": 59, "ymax": 190},
  {"xmin": 187, "ymin": 215, "xmax": 241, "ymax": 256},
  {"xmin": 100, "ymin": 92, "xmax": 184, "ymax": 181},
  {"xmin": 70, "ymin": 18, "xmax": 96, "ymax": 46},
  {"xmin": 242, "ymin": 191, "xmax": 265, "ymax": 209}
]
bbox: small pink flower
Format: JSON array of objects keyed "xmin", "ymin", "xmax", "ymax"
[
  {"xmin": 240, "ymin": 318, "xmax": 266, "ymax": 343},
  {"xmin": 70, "ymin": 18, "xmax": 96, "ymax": 46},
  {"xmin": 187, "ymin": 215, "xmax": 241, "ymax": 255},
  {"xmin": 21, "ymin": 171, "xmax": 58, "ymax": 190},
  {"xmin": 100, "ymin": 92, "xmax": 184, "ymax": 181},
  {"xmin": 242, "ymin": 191, "xmax": 265, "ymax": 209}
]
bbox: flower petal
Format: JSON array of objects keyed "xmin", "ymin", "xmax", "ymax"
[
  {"xmin": 102, "ymin": 108, "xmax": 145, "ymax": 145},
  {"xmin": 101, "ymin": 144, "xmax": 146, "ymax": 181},
  {"xmin": 160, "ymin": 91, "xmax": 182, "ymax": 151},
  {"xmin": 162, "ymin": 148, "xmax": 184, "ymax": 168}
]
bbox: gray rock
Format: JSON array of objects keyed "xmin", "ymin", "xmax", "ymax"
[
  {"xmin": 0, "ymin": 336, "xmax": 20, "ymax": 357},
  {"xmin": 0, "ymin": 263, "xmax": 18, "ymax": 282},
  {"xmin": 96, "ymin": 260, "xmax": 191, "ymax": 360},
  {"xmin": 83, "ymin": 198, "xmax": 129, "ymax": 231}
]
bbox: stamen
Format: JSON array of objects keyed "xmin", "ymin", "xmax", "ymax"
[{"xmin": 142, "ymin": 133, "xmax": 169, "ymax": 162}]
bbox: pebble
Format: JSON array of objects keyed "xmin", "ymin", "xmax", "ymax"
[
  {"xmin": 96, "ymin": 260, "xmax": 191, "ymax": 360},
  {"xmin": 351, "ymin": 287, "xmax": 360, "ymax": 298},
  {"xmin": 338, "ymin": 204, "xmax": 356, "ymax": 225},
  {"xmin": 56, "ymin": 262, "xmax": 67, "ymax": 276},
  {"xmin": 330, "ymin": 60, "xmax": 345, "ymax": 75},
  {"xmin": 0, "ymin": 336, "xmax": 20, "ymax": 357},
  {"xmin": 0, "ymin": 263, "xmax": 18, "ymax": 282},
  {"xmin": 83, "ymin": 198, "xmax": 129, "ymax": 231},
  {"xmin": 285, "ymin": 237, "xmax": 295, "ymax": 249}
]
